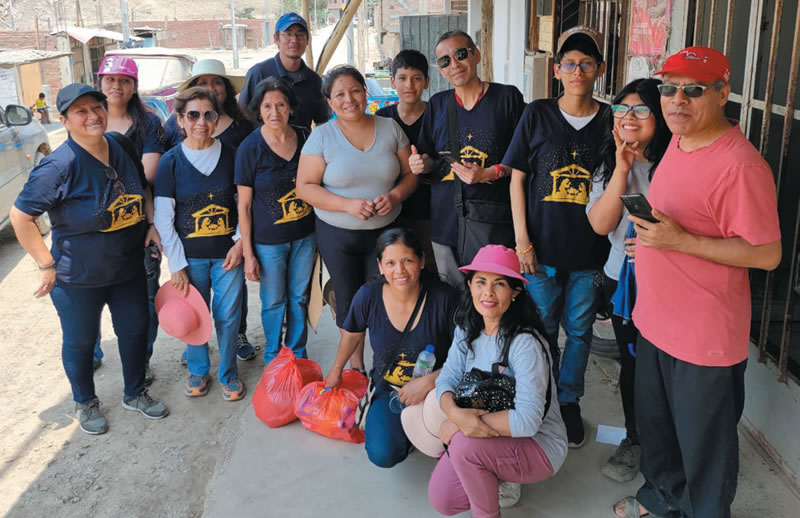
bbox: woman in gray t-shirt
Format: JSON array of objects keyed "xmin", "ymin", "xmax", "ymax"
[{"xmin": 297, "ymin": 66, "xmax": 418, "ymax": 373}]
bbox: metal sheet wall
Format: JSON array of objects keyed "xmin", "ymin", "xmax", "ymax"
[{"xmin": 400, "ymin": 14, "xmax": 468, "ymax": 100}]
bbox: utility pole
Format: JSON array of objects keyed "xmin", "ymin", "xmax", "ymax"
[
  {"xmin": 9, "ymin": 0, "xmax": 15, "ymax": 30},
  {"xmin": 120, "ymin": 0, "xmax": 130, "ymax": 42},
  {"xmin": 230, "ymin": 0, "xmax": 239, "ymax": 69}
]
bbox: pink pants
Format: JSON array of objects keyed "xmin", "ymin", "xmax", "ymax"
[{"xmin": 428, "ymin": 432, "xmax": 554, "ymax": 518}]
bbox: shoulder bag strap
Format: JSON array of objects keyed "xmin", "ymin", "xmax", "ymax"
[
  {"xmin": 447, "ymin": 92, "xmax": 466, "ymax": 217},
  {"xmin": 373, "ymin": 285, "xmax": 428, "ymax": 387},
  {"xmin": 107, "ymin": 131, "xmax": 148, "ymax": 188}
]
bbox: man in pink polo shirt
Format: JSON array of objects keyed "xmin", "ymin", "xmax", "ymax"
[{"xmin": 612, "ymin": 47, "xmax": 782, "ymax": 518}]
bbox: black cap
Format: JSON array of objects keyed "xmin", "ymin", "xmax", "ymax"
[{"xmin": 56, "ymin": 83, "xmax": 107, "ymax": 114}]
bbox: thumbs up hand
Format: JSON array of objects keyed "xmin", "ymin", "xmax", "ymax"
[{"xmin": 409, "ymin": 145, "xmax": 426, "ymax": 175}]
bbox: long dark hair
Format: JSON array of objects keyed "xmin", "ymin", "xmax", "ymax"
[
  {"xmin": 594, "ymin": 78, "xmax": 671, "ymax": 186},
  {"xmin": 98, "ymin": 76, "xmax": 152, "ymax": 146},
  {"xmin": 454, "ymin": 271, "xmax": 548, "ymax": 355},
  {"xmin": 187, "ymin": 75, "xmax": 248, "ymax": 127},
  {"xmin": 373, "ymin": 227, "xmax": 427, "ymax": 285}
]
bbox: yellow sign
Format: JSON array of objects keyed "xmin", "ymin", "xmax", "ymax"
[
  {"xmin": 101, "ymin": 194, "xmax": 144, "ymax": 232},
  {"xmin": 275, "ymin": 188, "xmax": 312, "ymax": 224},
  {"xmin": 187, "ymin": 203, "xmax": 234, "ymax": 237}
]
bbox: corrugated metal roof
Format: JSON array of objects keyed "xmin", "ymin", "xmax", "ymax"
[
  {"xmin": 51, "ymin": 26, "xmax": 143, "ymax": 44},
  {"xmin": 0, "ymin": 49, "xmax": 72, "ymax": 68}
]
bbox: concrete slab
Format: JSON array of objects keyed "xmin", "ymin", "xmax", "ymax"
[{"xmin": 204, "ymin": 308, "xmax": 800, "ymax": 517}]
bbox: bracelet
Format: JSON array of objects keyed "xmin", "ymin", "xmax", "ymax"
[
  {"xmin": 493, "ymin": 164, "xmax": 505, "ymax": 180},
  {"xmin": 38, "ymin": 261, "xmax": 56, "ymax": 271},
  {"xmin": 516, "ymin": 244, "xmax": 533, "ymax": 255}
]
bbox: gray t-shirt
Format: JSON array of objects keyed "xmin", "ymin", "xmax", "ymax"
[
  {"xmin": 586, "ymin": 160, "xmax": 653, "ymax": 280},
  {"xmin": 302, "ymin": 116, "xmax": 410, "ymax": 230}
]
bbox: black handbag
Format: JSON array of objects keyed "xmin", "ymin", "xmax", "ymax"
[
  {"xmin": 454, "ymin": 331, "xmax": 553, "ymax": 416},
  {"xmin": 447, "ymin": 93, "xmax": 515, "ymax": 265}
]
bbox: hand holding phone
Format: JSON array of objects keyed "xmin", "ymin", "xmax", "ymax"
[
  {"xmin": 439, "ymin": 150, "xmax": 461, "ymax": 165},
  {"xmin": 620, "ymin": 193, "xmax": 659, "ymax": 224}
]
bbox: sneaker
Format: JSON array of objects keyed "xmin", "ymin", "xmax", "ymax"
[
  {"xmin": 560, "ymin": 403, "xmax": 585, "ymax": 448},
  {"xmin": 498, "ymin": 481, "xmax": 521, "ymax": 509},
  {"xmin": 601, "ymin": 437, "xmax": 641, "ymax": 482},
  {"xmin": 76, "ymin": 399, "xmax": 108, "ymax": 435},
  {"xmin": 180, "ymin": 348, "xmax": 188, "ymax": 366},
  {"xmin": 93, "ymin": 358, "xmax": 103, "ymax": 371},
  {"xmin": 222, "ymin": 378, "xmax": 246, "ymax": 401},
  {"xmin": 185, "ymin": 373, "xmax": 210, "ymax": 397},
  {"xmin": 144, "ymin": 362, "xmax": 154, "ymax": 386},
  {"xmin": 236, "ymin": 334, "xmax": 256, "ymax": 361},
  {"xmin": 121, "ymin": 390, "xmax": 169, "ymax": 419}
]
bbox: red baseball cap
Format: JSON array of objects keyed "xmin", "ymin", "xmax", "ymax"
[{"xmin": 655, "ymin": 46, "xmax": 731, "ymax": 84}]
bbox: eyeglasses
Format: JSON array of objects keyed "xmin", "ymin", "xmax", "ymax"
[
  {"xmin": 280, "ymin": 31, "xmax": 308, "ymax": 41},
  {"xmin": 104, "ymin": 165, "xmax": 126, "ymax": 195},
  {"xmin": 657, "ymin": 84, "xmax": 710, "ymax": 98},
  {"xmin": 611, "ymin": 104, "xmax": 653, "ymax": 120},
  {"xmin": 558, "ymin": 61, "xmax": 598, "ymax": 74},
  {"xmin": 182, "ymin": 110, "xmax": 219, "ymax": 122},
  {"xmin": 436, "ymin": 47, "xmax": 475, "ymax": 68}
]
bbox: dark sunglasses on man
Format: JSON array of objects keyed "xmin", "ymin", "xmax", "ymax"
[
  {"xmin": 182, "ymin": 110, "xmax": 219, "ymax": 122},
  {"xmin": 611, "ymin": 104, "xmax": 653, "ymax": 120},
  {"xmin": 657, "ymin": 84, "xmax": 711, "ymax": 98},
  {"xmin": 436, "ymin": 47, "xmax": 475, "ymax": 68}
]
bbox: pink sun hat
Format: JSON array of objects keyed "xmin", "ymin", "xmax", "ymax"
[
  {"xmin": 458, "ymin": 244, "xmax": 529, "ymax": 284},
  {"xmin": 97, "ymin": 55, "xmax": 139, "ymax": 80},
  {"xmin": 400, "ymin": 389, "xmax": 449, "ymax": 458},
  {"xmin": 155, "ymin": 284, "xmax": 212, "ymax": 346}
]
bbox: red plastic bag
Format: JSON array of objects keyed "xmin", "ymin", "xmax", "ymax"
[
  {"xmin": 252, "ymin": 347, "xmax": 323, "ymax": 428},
  {"xmin": 294, "ymin": 369, "xmax": 369, "ymax": 443}
]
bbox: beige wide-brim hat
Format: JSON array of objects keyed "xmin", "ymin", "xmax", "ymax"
[
  {"xmin": 400, "ymin": 389, "xmax": 448, "ymax": 458},
  {"xmin": 177, "ymin": 59, "xmax": 246, "ymax": 94}
]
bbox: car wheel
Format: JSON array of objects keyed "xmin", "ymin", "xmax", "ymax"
[
  {"xmin": 31, "ymin": 152, "xmax": 51, "ymax": 235},
  {"xmin": 591, "ymin": 313, "xmax": 620, "ymax": 358}
]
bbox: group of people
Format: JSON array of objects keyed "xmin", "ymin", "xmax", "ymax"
[{"xmin": 10, "ymin": 10, "xmax": 782, "ymax": 518}]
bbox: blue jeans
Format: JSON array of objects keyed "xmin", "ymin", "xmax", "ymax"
[
  {"xmin": 94, "ymin": 251, "xmax": 160, "ymax": 362},
  {"xmin": 254, "ymin": 234, "xmax": 316, "ymax": 363},
  {"xmin": 364, "ymin": 386, "xmax": 411, "ymax": 468},
  {"xmin": 524, "ymin": 265, "xmax": 600, "ymax": 404},
  {"xmin": 185, "ymin": 258, "xmax": 244, "ymax": 385},
  {"xmin": 51, "ymin": 270, "xmax": 149, "ymax": 404}
]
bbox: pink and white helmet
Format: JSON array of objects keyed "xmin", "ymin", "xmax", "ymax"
[{"xmin": 97, "ymin": 55, "xmax": 138, "ymax": 80}]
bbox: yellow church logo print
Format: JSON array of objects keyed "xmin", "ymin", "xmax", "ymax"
[
  {"xmin": 384, "ymin": 353, "xmax": 416, "ymax": 386},
  {"xmin": 442, "ymin": 143, "xmax": 488, "ymax": 182},
  {"xmin": 101, "ymin": 194, "xmax": 144, "ymax": 232},
  {"xmin": 188, "ymin": 196, "xmax": 234, "ymax": 238},
  {"xmin": 275, "ymin": 188, "xmax": 312, "ymax": 224},
  {"xmin": 542, "ymin": 152, "xmax": 591, "ymax": 205}
]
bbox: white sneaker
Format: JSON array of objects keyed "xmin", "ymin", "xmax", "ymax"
[{"xmin": 498, "ymin": 481, "xmax": 521, "ymax": 509}]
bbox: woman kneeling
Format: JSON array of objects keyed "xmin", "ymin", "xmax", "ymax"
[{"xmin": 428, "ymin": 245, "xmax": 567, "ymax": 517}]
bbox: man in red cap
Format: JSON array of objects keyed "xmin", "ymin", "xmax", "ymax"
[{"xmin": 613, "ymin": 46, "xmax": 782, "ymax": 518}]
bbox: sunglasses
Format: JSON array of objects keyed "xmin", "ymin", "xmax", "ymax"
[
  {"xmin": 611, "ymin": 104, "xmax": 653, "ymax": 120},
  {"xmin": 104, "ymin": 165, "xmax": 126, "ymax": 196},
  {"xmin": 436, "ymin": 47, "xmax": 474, "ymax": 68},
  {"xmin": 182, "ymin": 110, "xmax": 219, "ymax": 122},
  {"xmin": 657, "ymin": 84, "xmax": 710, "ymax": 98},
  {"xmin": 558, "ymin": 61, "xmax": 598, "ymax": 74}
]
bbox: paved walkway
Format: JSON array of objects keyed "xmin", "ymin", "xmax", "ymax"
[{"xmin": 204, "ymin": 308, "xmax": 800, "ymax": 517}]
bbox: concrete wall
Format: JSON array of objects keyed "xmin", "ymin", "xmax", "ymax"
[
  {"xmin": 0, "ymin": 68, "xmax": 18, "ymax": 106},
  {"xmin": 0, "ymin": 31, "xmax": 67, "ymax": 102},
  {"xmin": 492, "ymin": 0, "xmax": 527, "ymax": 92}
]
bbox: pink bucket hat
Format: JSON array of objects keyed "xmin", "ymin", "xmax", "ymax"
[
  {"xmin": 98, "ymin": 55, "xmax": 139, "ymax": 80},
  {"xmin": 458, "ymin": 244, "xmax": 529, "ymax": 284},
  {"xmin": 400, "ymin": 390, "xmax": 448, "ymax": 458},
  {"xmin": 154, "ymin": 284, "xmax": 212, "ymax": 346}
]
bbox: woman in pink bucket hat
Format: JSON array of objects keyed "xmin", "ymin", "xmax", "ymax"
[{"xmin": 407, "ymin": 244, "xmax": 567, "ymax": 515}]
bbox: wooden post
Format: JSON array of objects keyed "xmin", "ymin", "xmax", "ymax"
[
  {"xmin": 34, "ymin": 15, "xmax": 40, "ymax": 49},
  {"xmin": 315, "ymin": 0, "xmax": 363, "ymax": 75},
  {"xmin": 357, "ymin": 0, "xmax": 367, "ymax": 71},
  {"xmin": 303, "ymin": 0, "xmax": 314, "ymax": 69},
  {"xmin": 480, "ymin": 0, "xmax": 493, "ymax": 81}
]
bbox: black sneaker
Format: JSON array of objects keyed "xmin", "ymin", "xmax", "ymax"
[
  {"xmin": 560, "ymin": 403, "xmax": 585, "ymax": 448},
  {"xmin": 236, "ymin": 334, "xmax": 256, "ymax": 361}
]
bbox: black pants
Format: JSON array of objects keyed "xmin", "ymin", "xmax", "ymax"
[
  {"xmin": 601, "ymin": 273, "xmax": 639, "ymax": 443},
  {"xmin": 315, "ymin": 217, "xmax": 389, "ymax": 327},
  {"xmin": 635, "ymin": 335, "xmax": 746, "ymax": 518}
]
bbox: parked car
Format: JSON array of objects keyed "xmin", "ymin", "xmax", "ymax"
[
  {"xmin": 364, "ymin": 70, "xmax": 398, "ymax": 114},
  {"xmin": 102, "ymin": 48, "xmax": 196, "ymax": 121},
  {"xmin": 0, "ymin": 104, "xmax": 51, "ymax": 234}
]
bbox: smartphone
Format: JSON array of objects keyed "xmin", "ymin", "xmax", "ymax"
[
  {"xmin": 620, "ymin": 193, "xmax": 659, "ymax": 223},
  {"xmin": 439, "ymin": 150, "xmax": 461, "ymax": 164}
]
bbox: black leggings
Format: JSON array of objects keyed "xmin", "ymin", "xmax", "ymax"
[
  {"xmin": 602, "ymin": 272, "xmax": 639, "ymax": 443},
  {"xmin": 316, "ymin": 217, "xmax": 390, "ymax": 327}
]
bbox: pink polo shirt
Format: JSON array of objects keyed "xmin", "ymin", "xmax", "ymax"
[{"xmin": 632, "ymin": 126, "xmax": 780, "ymax": 367}]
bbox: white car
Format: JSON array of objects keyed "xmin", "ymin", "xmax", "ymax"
[{"xmin": 0, "ymin": 104, "xmax": 51, "ymax": 234}]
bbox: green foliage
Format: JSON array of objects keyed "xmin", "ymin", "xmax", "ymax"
[{"xmin": 236, "ymin": 7, "xmax": 256, "ymax": 19}]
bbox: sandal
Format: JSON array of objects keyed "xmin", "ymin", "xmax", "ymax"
[{"xmin": 612, "ymin": 496, "xmax": 657, "ymax": 518}]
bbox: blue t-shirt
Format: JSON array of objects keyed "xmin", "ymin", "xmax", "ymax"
[
  {"xmin": 234, "ymin": 126, "xmax": 314, "ymax": 245},
  {"xmin": 416, "ymin": 83, "xmax": 525, "ymax": 246},
  {"xmin": 342, "ymin": 276, "xmax": 459, "ymax": 385},
  {"xmin": 14, "ymin": 137, "xmax": 147, "ymax": 287},
  {"xmin": 162, "ymin": 114, "xmax": 255, "ymax": 151},
  {"xmin": 239, "ymin": 53, "xmax": 330, "ymax": 130},
  {"xmin": 502, "ymin": 98, "xmax": 610, "ymax": 270},
  {"xmin": 154, "ymin": 144, "xmax": 238, "ymax": 259},
  {"xmin": 127, "ymin": 112, "xmax": 166, "ymax": 158},
  {"xmin": 375, "ymin": 103, "xmax": 431, "ymax": 221}
]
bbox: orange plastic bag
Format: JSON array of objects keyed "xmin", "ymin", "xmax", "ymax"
[
  {"xmin": 294, "ymin": 370, "xmax": 369, "ymax": 443},
  {"xmin": 252, "ymin": 347, "xmax": 323, "ymax": 428}
]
